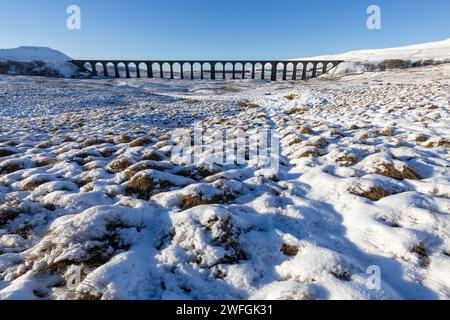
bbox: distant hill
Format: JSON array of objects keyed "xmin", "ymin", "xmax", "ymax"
[
  {"xmin": 296, "ymin": 38, "xmax": 450, "ymax": 62},
  {"xmin": 0, "ymin": 46, "xmax": 72, "ymax": 62},
  {"xmin": 0, "ymin": 46, "xmax": 77, "ymax": 77},
  {"xmin": 294, "ymin": 38, "xmax": 450, "ymax": 77}
]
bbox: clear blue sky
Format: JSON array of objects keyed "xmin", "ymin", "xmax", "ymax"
[{"xmin": 0, "ymin": 0, "xmax": 449, "ymax": 59}]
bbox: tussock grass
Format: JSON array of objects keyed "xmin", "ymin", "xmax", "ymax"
[
  {"xmin": 376, "ymin": 164, "xmax": 421, "ymax": 180},
  {"xmin": 336, "ymin": 155, "xmax": 358, "ymax": 167},
  {"xmin": 287, "ymin": 137, "xmax": 302, "ymax": 147},
  {"xmin": 74, "ymin": 291, "xmax": 102, "ymax": 301},
  {"xmin": 295, "ymin": 148, "xmax": 321, "ymax": 158},
  {"xmin": 0, "ymin": 207, "xmax": 22, "ymax": 226},
  {"xmin": 0, "ymin": 149, "xmax": 15, "ymax": 158},
  {"xmin": 118, "ymin": 135, "xmax": 132, "ymax": 143},
  {"xmin": 129, "ymin": 137, "xmax": 152, "ymax": 147},
  {"xmin": 350, "ymin": 186, "xmax": 389, "ymax": 201},
  {"xmin": 0, "ymin": 162, "xmax": 22, "ymax": 174},
  {"xmin": 21, "ymin": 177, "xmax": 53, "ymax": 191},
  {"xmin": 281, "ymin": 244, "xmax": 299, "ymax": 257},
  {"xmin": 331, "ymin": 267, "xmax": 352, "ymax": 281},
  {"xmin": 238, "ymin": 101, "xmax": 259, "ymax": 109},
  {"xmin": 415, "ymin": 135, "xmax": 429, "ymax": 142},
  {"xmin": 142, "ymin": 150, "xmax": 164, "ymax": 161},
  {"xmin": 82, "ymin": 138, "xmax": 113, "ymax": 148},
  {"xmin": 299, "ymin": 126, "xmax": 314, "ymax": 135},
  {"xmin": 285, "ymin": 107, "xmax": 308, "ymax": 115},
  {"xmin": 207, "ymin": 217, "xmax": 248, "ymax": 266},
  {"xmin": 382, "ymin": 128, "xmax": 394, "ymax": 137},
  {"xmin": 108, "ymin": 158, "xmax": 134, "ymax": 173},
  {"xmin": 125, "ymin": 162, "xmax": 169, "ymax": 178},
  {"xmin": 181, "ymin": 195, "xmax": 223, "ymax": 210},
  {"xmin": 125, "ymin": 174, "xmax": 172, "ymax": 200},
  {"xmin": 379, "ymin": 59, "xmax": 407, "ymax": 71},
  {"xmin": 411, "ymin": 242, "xmax": 430, "ymax": 268},
  {"xmin": 284, "ymin": 94, "xmax": 297, "ymax": 101}
]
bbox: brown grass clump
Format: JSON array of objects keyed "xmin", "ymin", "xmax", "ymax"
[
  {"xmin": 142, "ymin": 150, "xmax": 163, "ymax": 161},
  {"xmin": 35, "ymin": 142, "xmax": 50, "ymax": 149},
  {"xmin": 35, "ymin": 158, "xmax": 57, "ymax": 167},
  {"xmin": 285, "ymin": 107, "xmax": 308, "ymax": 115},
  {"xmin": 281, "ymin": 244, "xmax": 299, "ymax": 257},
  {"xmin": 62, "ymin": 136, "xmax": 75, "ymax": 142},
  {"xmin": 299, "ymin": 126, "xmax": 314, "ymax": 135},
  {"xmin": 411, "ymin": 242, "xmax": 430, "ymax": 268},
  {"xmin": 379, "ymin": 59, "xmax": 406, "ymax": 71},
  {"xmin": 129, "ymin": 137, "xmax": 152, "ymax": 147},
  {"xmin": 206, "ymin": 218, "xmax": 248, "ymax": 266},
  {"xmin": 181, "ymin": 195, "xmax": 223, "ymax": 210},
  {"xmin": 17, "ymin": 226, "xmax": 33, "ymax": 239},
  {"xmin": 284, "ymin": 94, "xmax": 297, "ymax": 101},
  {"xmin": 0, "ymin": 162, "xmax": 22, "ymax": 174},
  {"xmin": 182, "ymin": 98, "xmax": 201, "ymax": 105},
  {"xmin": 336, "ymin": 155, "xmax": 358, "ymax": 167},
  {"xmin": 21, "ymin": 177, "xmax": 52, "ymax": 191},
  {"xmin": 436, "ymin": 139, "xmax": 450, "ymax": 148},
  {"xmin": 0, "ymin": 149, "xmax": 15, "ymax": 158},
  {"xmin": 74, "ymin": 291, "xmax": 102, "ymax": 301},
  {"xmin": 0, "ymin": 207, "xmax": 22, "ymax": 226},
  {"xmin": 288, "ymin": 138, "xmax": 302, "ymax": 147},
  {"xmin": 197, "ymin": 166, "xmax": 219, "ymax": 179},
  {"xmin": 118, "ymin": 135, "xmax": 132, "ymax": 144},
  {"xmin": 125, "ymin": 173, "xmax": 173, "ymax": 200},
  {"xmin": 415, "ymin": 135, "xmax": 429, "ymax": 143},
  {"xmin": 238, "ymin": 101, "xmax": 259, "ymax": 109},
  {"xmin": 82, "ymin": 138, "xmax": 113, "ymax": 148},
  {"xmin": 376, "ymin": 164, "xmax": 421, "ymax": 180},
  {"xmin": 350, "ymin": 186, "xmax": 389, "ymax": 201},
  {"xmin": 125, "ymin": 162, "xmax": 170, "ymax": 178},
  {"xmin": 305, "ymin": 137, "xmax": 328, "ymax": 148},
  {"xmin": 108, "ymin": 158, "xmax": 134, "ymax": 173},
  {"xmin": 331, "ymin": 267, "xmax": 352, "ymax": 282},
  {"xmin": 382, "ymin": 128, "xmax": 394, "ymax": 137},
  {"xmin": 296, "ymin": 148, "xmax": 321, "ymax": 158}
]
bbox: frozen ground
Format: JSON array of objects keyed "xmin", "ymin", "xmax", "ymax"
[{"xmin": 0, "ymin": 63, "xmax": 449, "ymax": 300}]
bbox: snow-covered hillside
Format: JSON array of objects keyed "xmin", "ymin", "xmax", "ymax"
[
  {"xmin": 296, "ymin": 38, "xmax": 450, "ymax": 77},
  {"xmin": 299, "ymin": 38, "xmax": 450, "ymax": 62},
  {"xmin": 0, "ymin": 46, "xmax": 72, "ymax": 62},
  {"xmin": 0, "ymin": 46, "xmax": 76, "ymax": 77}
]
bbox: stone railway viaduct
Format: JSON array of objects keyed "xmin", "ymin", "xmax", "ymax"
[{"xmin": 70, "ymin": 60, "xmax": 343, "ymax": 81}]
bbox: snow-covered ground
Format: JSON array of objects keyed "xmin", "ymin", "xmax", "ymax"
[{"xmin": 0, "ymin": 60, "xmax": 450, "ymax": 300}]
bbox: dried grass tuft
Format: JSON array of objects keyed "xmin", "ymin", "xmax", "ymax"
[
  {"xmin": 108, "ymin": 158, "xmax": 134, "ymax": 173},
  {"xmin": 0, "ymin": 149, "xmax": 15, "ymax": 158},
  {"xmin": 350, "ymin": 186, "xmax": 389, "ymax": 201},
  {"xmin": 411, "ymin": 242, "xmax": 430, "ymax": 268},
  {"xmin": 129, "ymin": 137, "xmax": 152, "ymax": 147},
  {"xmin": 281, "ymin": 244, "xmax": 299, "ymax": 257},
  {"xmin": 284, "ymin": 94, "xmax": 297, "ymax": 101},
  {"xmin": 376, "ymin": 164, "xmax": 421, "ymax": 180},
  {"xmin": 299, "ymin": 126, "xmax": 314, "ymax": 135},
  {"xmin": 238, "ymin": 101, "xmax": 259, "ymax": 109}
]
